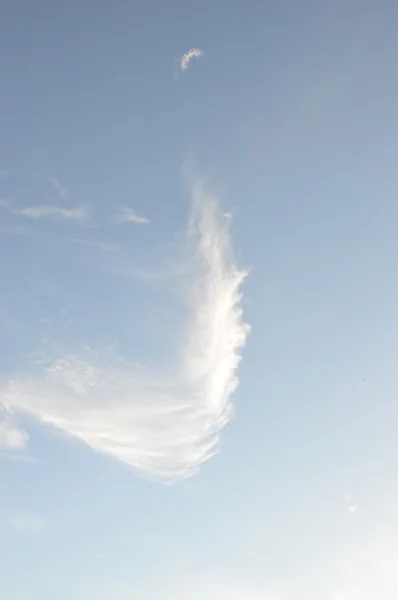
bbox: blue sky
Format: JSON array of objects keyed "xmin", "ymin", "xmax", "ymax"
[{"xmin": 1, "ymin": 1, "xmax": 398, "ymax": 598}]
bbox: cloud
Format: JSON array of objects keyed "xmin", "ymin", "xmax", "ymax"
[
  {"xmin": 10, "ymin": 204, "xmax": 90, "ymax": 223},
  {"xmin": 0, "ymin": 168, "xmax": 8, "ymax": 178},
  {"xmin": 115, "ymin": 206, "xmax": 149, "ymax": 224},
  {"xmin": 33, "ymin": 171, "xmax": 70, "ymax": 201},
  {"xmin": 344, "ymin": 493, "xmax": 359, "ymax": 516},
  {"xmin": 347, "ymin": 503, "xmax": 359, "ymax": 515},
  {"xmin": 0, "ymin": 421, "xmax": 28, "ymax": 450},
  {"xmin": 47, "ymin": 176, "xmax": 70, "ymax": 201},
  {"xmin": 0, "ymin": 182, "xmax": 250, "ymax": 482},
  {"xmin": 0, "ymin": 408, "xmax": 28, "ymax": 451},
  {"xmin": 180, "ymin": 48, "xmax": 204, "ymax": 71}
]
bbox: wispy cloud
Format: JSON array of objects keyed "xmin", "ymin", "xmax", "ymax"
[
  {"xmin": 0, "ymin": 168, "xmax": 8, "ymax": 178},
  {"xmin": 47, "ymin": 176, "xmax": 70, "ymax": 201},
  {"xmin": 115, "ymin": 206, "xmax": 150, "ymax": 224},
  {"xmin": 180, "ymin": 48, "xmax": 204, "ymax": 72},
  {"xmin": 33, "ymin": 171, "xmax": 70, "ymax": 201},
  {"xmin": 0, "ymin": 182, "xmax": 250, "ymax": 482},
  {"xmin": 10, "ymin": 204, "xmax": 90, "ymax": 223},
  {"xmin": 344, "ymin": 493, "xmax": 359, "ymax": 516}
]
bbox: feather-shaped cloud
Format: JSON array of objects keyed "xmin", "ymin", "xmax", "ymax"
[
  {"xmin": 180, "ymin": 48, "xmax": 204, "ymax": 71},
  {"xmin": 0, "ymin": 182, "xmax": 249, "ymax": 482}
]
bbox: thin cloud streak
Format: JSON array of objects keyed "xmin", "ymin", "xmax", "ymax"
[
  {"xmin": 116, "ymin": 206, "xmax": 150, "ymax": 224},
  {"xmin": 10, "ymin": 204, "xmax": 90, "ymax": 222},
  {"xmin": 180, "ymin": 48, "xmax": 204, "ymax": 71},
  {"xmin": 33, "ymin": 171, "xmax": 70, "ymax": 200},
  {"xmin": 1, "ymin": 184, "xmax": 250, "ymax": 482},
  {"xmin": 344, "ymin": 492, "xmax": 359, "ymax": 516},
  {"xmin": 47, "ymin": 176, "xmax": 70, "ymax": 201}
]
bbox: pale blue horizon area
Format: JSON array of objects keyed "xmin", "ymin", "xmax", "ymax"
[{"xmin": 1, "ymin": 2, "xmax": 398, "ymax": 599}]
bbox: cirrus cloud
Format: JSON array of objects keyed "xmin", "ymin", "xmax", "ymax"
[
  {"xmin": 180, "ymin": 48, "xmax": 204, "ymax": 72},
  {"xmin": 10, "ymin": 204, "xmax": 90, "ymax": 223},
  {"xmin": 115, "ymin": 206, "xmax": 150, "ymax": 224},
  {"xmin": 0, "ymin": 182, "xmax": 249, "ymax": 482}
]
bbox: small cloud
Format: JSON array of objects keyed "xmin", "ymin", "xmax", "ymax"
[
  {"xmin": 47, "ymin": 176, "xmax": 70, "ymax": 201},
  {"xmin": 180, "ymin": 48, "xmax": 204, "ymax": 72},
  {"xmin": 115, "ymin": 206, "xmax": 149, "ymax": 224},
  {"xmin": 347, "ymin": 504, "xmax": 359, "ymax": 515},
  {"xmin": 95, "ymin": 552, "xmax": 109, "ymax": 560},
  {"xmin": 0, "ymin": 411, "xmax": 28, "ymax": 451},
  {"xmin": 0, "ymin": 168, "xmax": 8, "ymax": 178},
  {"xmin": 33, "ymin": 171, "xmax": 70, "ymax": 201},
  {"xmin": 344, "ymin": 493, "xmax": 359, "ymax": 516},
  {"xmin": 10, "ymin": 204, "xmax": 90, "ymax": 223}
]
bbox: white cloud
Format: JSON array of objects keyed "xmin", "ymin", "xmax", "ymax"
[
  {"xmin": 47, "ymin": 176, "xmax": 70, "ymax": 201},
  {"xmin": 0, "ymin": 408, "xmax": 28, "ymax": 451},
  {"xmin": 180, "ymin": 48, "xmax": 204, "ymax": 71},
  {"xmin": 347, "ymin": 503, "xmax": 359, "ymax": 516},
  {"xmin": 10, "ymin": 204, "xmax": 90, "ymax": 223},
  {"xmin": 0, "ymin": 421, "xmax": 28, "ymax": 450},
  {"xmin": 344, "ymin": 493, "xmax": 359, "ymax": 516},
  {"xmin": 116, "ymin": 206, "xmax": 149, "ymax": 224},
  {"xmin": 33, "ymin": 171, "xmax": 70, "ymax": 201},
  {"xmin": 0, "ymin": 183, "xmax": 250, "ymax": 482}
]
